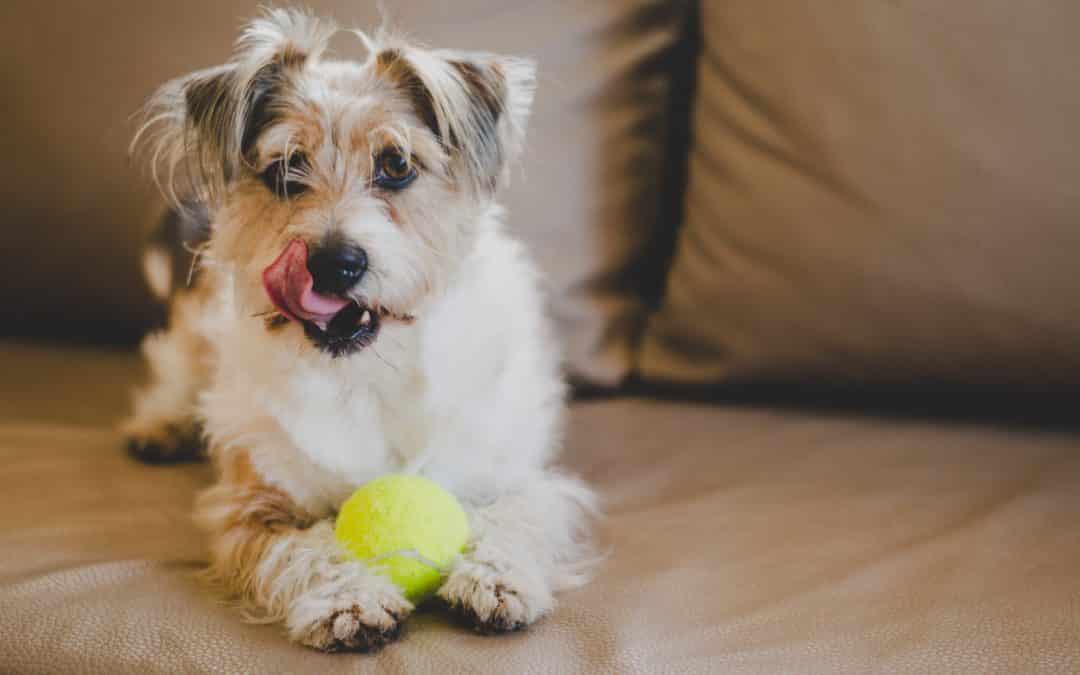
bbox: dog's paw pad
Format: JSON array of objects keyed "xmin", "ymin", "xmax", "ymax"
[
  {"xmin": 291, "ymin": 576, "xmax": 412, "ymax": 652},
  {"xmin": 124, "ymin": 423, "xmax": 203, "ymax": 464},
  {"xmin": 312, "ymin": 606, "xmax": 404, "ymax": 652},
  {"xmin": 438, "ymin": 560, "xmax": 551, "ymax": 635},
  {"xmin": 456, "ymin": 583, "xmax": 528, "ymax": 634}
]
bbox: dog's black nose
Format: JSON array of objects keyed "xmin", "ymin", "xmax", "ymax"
[{"xmin": 307, "ymin": 243, "xmax": 368, "ymax": 296}]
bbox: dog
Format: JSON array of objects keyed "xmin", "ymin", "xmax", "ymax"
[{"xmin": 121, "ymin": 8, "xmax": 596, "ymax": 652}]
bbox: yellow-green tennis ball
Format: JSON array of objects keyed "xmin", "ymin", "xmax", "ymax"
[{"xmin": 334, "ymin": 474, "xmax": 470, "ymax": 603}]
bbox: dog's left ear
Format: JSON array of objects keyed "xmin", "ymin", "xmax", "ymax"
[{"xmin": 375, "ymin": 47, "xmax": 537, "ymax": 193}]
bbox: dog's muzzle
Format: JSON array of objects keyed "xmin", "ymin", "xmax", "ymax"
[{"xmin": 262, "ymin": 238, "xmax": 380, "ymax": 357}]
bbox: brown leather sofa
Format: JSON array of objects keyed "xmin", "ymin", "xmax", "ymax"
[{"xmin": 3, "ymin": 2, "xmax": 1079, "ymax": 673}]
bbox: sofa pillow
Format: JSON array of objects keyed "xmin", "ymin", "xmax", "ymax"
[
  {"xmin": 1, "ymin": 1, "xmax": 688, "ymax": 386},
  {"xmin": 639, "ymin": 2, "xmax": 1080, "ymax": 388}
]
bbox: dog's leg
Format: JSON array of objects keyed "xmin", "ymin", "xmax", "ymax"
[
  {"xmin": 124, "ymin": 201, "xmax": 213, "ymax": 463},
  {"xmin": 196, "ymin": 451, "xmax": 412, "ymax": 652},
  {"xmin": 438, "ymin": 471, "xmax": 597, "ymax": 633},
  {"xmin": 122, "ymin": 286, "xmax": 210, "ymax": 463}
]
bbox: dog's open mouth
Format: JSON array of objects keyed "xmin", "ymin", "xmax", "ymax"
[
  {"xmin": 301, "ymin": 301, "xmax": 381, "ymax": 357},
  {"xmin": 262, "ymin": 239, "xmax": 385, "ymax": 357}
]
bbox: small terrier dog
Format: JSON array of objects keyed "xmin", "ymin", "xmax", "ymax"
[{"xmin": 122, "ymin": 9, "xmax": 595, "ymax": 652}]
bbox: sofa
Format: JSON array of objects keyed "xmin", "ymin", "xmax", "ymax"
[{"xmin": 3, "ymin": 2, "xmax": 1079, "ymax": 673}]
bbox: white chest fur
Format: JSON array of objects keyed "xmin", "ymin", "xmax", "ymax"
[
  {"xmin": 204, "ymin": 311, "xmax": 430, "ymax": 514},
  {"xmin": 267, "ymin": 329, "xmax": 429, "ymax": 483}
]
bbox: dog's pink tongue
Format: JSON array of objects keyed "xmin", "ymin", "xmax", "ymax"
[{"xmin": 262, "ymin": 239, "xmax": 350, "ymax": 324}]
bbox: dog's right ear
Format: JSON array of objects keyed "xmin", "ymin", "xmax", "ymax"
[
  {"xmin": 371, "ymin": 45, "xmax": 536, "ymax": 196},
  {"xmin": 134, "ymin": 9, "xmax": 336, "ymax": 206}
]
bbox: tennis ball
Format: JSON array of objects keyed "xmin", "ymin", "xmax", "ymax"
[{"xmin": 334, "ymin": 474, "xmax": 470, "ymax": 603}]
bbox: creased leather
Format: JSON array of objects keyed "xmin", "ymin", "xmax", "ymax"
[{"xmin": 2, "ymin": 344, "xmax": 1079, "ymax": 673}]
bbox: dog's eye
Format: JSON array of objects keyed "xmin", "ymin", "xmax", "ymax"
[
  {"xmin": 373, "ymin": 150, "xmax": 417, "ymax": 191},
  {"xmin": 260, "ymin": 153, "xmax": 310, "ymax": 199}
]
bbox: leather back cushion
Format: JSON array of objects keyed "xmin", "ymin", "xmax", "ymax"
[
  {"xmin": 640, "ymin": 2, "xmax": 1080, "ymax": 388},
  {"xmin": 1, "ymin": 1, "xmax": 687, "ymax": 386}
]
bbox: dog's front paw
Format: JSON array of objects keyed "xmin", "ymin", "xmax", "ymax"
[
  {"xmin": 288, "ymin": 573, "xmax": 412, "ymax": 652},
  {"xmin": 123, "ymin": 420, "xmax": 203, "ymax": 464},
  {"xmin": 438, "ymin": 557, "xmax": 552, "ymax": 634}
]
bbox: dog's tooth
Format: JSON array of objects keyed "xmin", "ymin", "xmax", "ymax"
[{"xmin": 359, "ymin": 310, "xmax": 372, "ymax": 326}]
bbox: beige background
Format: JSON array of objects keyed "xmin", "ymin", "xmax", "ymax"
[{"xmin": 641, "ymin": 1, "xmax": 1080, "ymax": 388}]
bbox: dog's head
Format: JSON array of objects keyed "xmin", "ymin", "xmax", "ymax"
[{"xmin": 138, "ymin": 9, "xmax": 535, "ymax": 356}]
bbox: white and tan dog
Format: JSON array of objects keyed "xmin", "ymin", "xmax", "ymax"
[{"xmin": 122, "ymin": 8, "xmax": 595, "ymax": 652}]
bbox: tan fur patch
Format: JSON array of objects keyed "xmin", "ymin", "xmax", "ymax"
[
  {"xmin": 197, "ymin": 449, "xmax": 315, "ymax": 598},
  {"xmin": 264, "ymin": 313, "xmax": 289, "ymax": 331}
]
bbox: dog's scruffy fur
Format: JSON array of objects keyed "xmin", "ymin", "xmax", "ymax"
[{"xmin": 122, "ymin": 9, "xmax": 595, "ymax": 652}]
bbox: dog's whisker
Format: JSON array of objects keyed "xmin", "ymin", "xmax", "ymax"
[
  {"xmin": 410, "ymin": 236, "xmax": 448, "ymax": 260},
  {"xmin": 371, "ymin": 346, "xmax": 399, "ymax": 373},
  {"xmin": 185, "ymin": 244, "xmax": 210, "ymax": 287}
]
